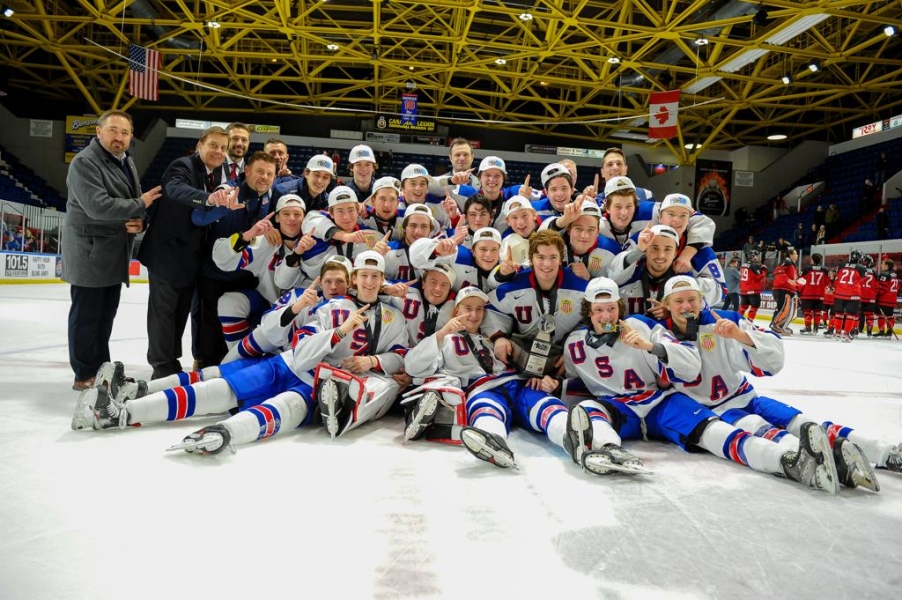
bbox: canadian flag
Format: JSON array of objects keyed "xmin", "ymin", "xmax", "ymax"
[{"xmin": 648, "ymin": 90, "xmax": 680, "ymax": 139}]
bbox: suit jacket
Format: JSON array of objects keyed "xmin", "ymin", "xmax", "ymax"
[
  {"xmin": 138, "ymin": 153, "xmax": 219, "ymax": 287},
  {"xmin": 62, "ymin": 138, "xmax": 145, "ymax": 287}
]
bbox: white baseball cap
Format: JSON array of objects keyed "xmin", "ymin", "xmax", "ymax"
[
  {"xmin": 660, "ymin": 193, "xmax": 694, "ymax": 213},
  {"xmin": 577, "ymin": 203, "xmax": 602, "ymax": 220},
  {"xmin": 585, "ymin": 277, "xmax": 621, "ymax": 302},
  {"xmin": 478, "ymin": 156, "xmax": 507, "ymax": 175},
  {"xmin": 348, "ymin": 145, "xmax": 376, "ymax": 164},
  {"xmin": 275, "ymin": 193, "xmax": 306, "ymax": 213},
  {"xmin": 663, "ymin": 275, "xmax": 701, "ymax": 298},
  {"xmin": 603, "ymin": 176, "xmax": 636, "ymax": 196},
  {"xmin": 327, "ymin": 185, "xmax": 358, "ymax": 208},
  {"xmin": 650, "ymin": 224, "xmax": 680, "ymax": 244},
  {"xmin": 352, "ymin": 250, "xmax": 386, "ymax": 273},
  {"xmin": 471, "ymin": 227, "xmax": 502, "ymax": 248},
  {"xmin": 324, "ymin": 255, "xmax": 353, "ymax": 272},
  {"xmin": 402, "ymin": 203, "xmax": 439, "ymax": 231},
  {"xmin": 503, "ymin": 195, "xmax": 534, "ymax": 219},
  {"xmin": 400, "ymin": 163, "xmax": 435, "ymax": 185},
  {"xmin": 366, "ymin": 177, "xmax": 402, "ymax": 203},
  {"xmin": 541, "ymin": 163, "xmax": 571, "ymax": 188},
  {"xmin": 424, "ymin": 262, "xmax": 457, "ymax": 288},
  {"xmin": 455, "ymin": 285, "xmax": 489, "ymax": 306},
  {"xmin": 306, "ymin": 155, "xmax": 334, "ymax": 174}
]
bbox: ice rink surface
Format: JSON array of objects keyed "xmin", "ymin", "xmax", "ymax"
[{"xmin": 1, "ymin": 284, "xmax": 901, "ymax": 600}]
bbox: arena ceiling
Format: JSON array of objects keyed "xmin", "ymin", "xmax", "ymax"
[{"xmin": 1, "ymin": 1, "xmax": 901, "ymax": 161}]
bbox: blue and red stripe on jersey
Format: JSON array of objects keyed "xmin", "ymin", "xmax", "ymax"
[
  {"xmin": 164, "ymin": 386, "xmax": 197, "ymax": 421},
  {"xmin": 248, "ymin": 403, "xmax": 282, "ymax": 440},
  {"xmin": 722, "ymin": 429, "xmax": 751, "ymax": 466}
]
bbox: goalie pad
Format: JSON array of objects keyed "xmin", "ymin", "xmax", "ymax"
[
  {"xmin": 313, "ymin": 363, "xmax": 400, "ymax": 436},
  {"xmin": 772, "ymin": 294, "xmax": 799, "ymax": 331},
  {"xmin": 403, "ymin": 377, "xmax": 467, "ymax": 444}
]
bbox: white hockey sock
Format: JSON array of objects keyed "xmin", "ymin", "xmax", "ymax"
[
  {"xmin": 467, "ymin": 394, "xmax": 509, "ymax": 438},
  {"xmin": 526, "ymin": 395, "xmax": 568, "ymax": 447},
  {"xmin": 545, "ymin": 412, "xmax": 567, "ymax": 449},
  {"xmin": 579, "ymin": 400, "xmax": 622, "ymax": 448},
  {"xmin": 145, "ymin": 366, "xmax": 223, "ymax": 394},
  {"xmin": 698, "ymin": 420, "xmax": 784, "ymax": 474},
  {"xmin": 126, "ymin": 378, "xmax": 237, "ymax": 424},
  {"xmin": 220, "ymin": 391, "xmax": 310, "ymax": 447},
  {"xmin": 790, "ymin": 415, "xmax": 894, "ymax": 467},
  {"xmin": 734, "ymin": 414, "xmax": 798, "ymax": 450}
]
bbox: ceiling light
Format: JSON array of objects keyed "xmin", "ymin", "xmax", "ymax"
[
  {"xmin": 808, "ymin": 60, "xmax": 820, "ymax": 72},
  {"xmin": 495, "ymin": 58, "xmax": 507, "ymax": 65},
  {"xmin": 2, "ymin": 7, "xmax": 13, "ymax": 17},
  {"xmin": 409, "ymin": 65, "xmax": 415, "ymax": 71},
  {"xmin": 684, "ymin": 143, "xmax": 702, "ymax": 150},
  {"xmin": 781, "ymin": 74, "xmax": 792, "ymax": 85},
  {"xmin": 694, "ymin": 38, "xmax": 709, "ymax": 46},
  {"xmin": 270, "ymin": 58, "xmax": 278, "ymax": 63},
  {"xmin": 326, "ymin": 43, "xmax": 339, "ymax": 51},
  {"xmin": 608, "ymin": 57, "xmax": 621, "ymax": 64},
  {"xmin": 206, "ymin": 21, "xmax": 220, "ymax": 29},
  {"xmin": 518, "ymin": 13, "xmax": 533, "ymax": 21},
  {"xmin": 885, "ymin": 25, "xmax": 896, "ymax": 37},
  {"xmin": 767, "ymin": 134, "xmax": 788, "ymax": 141},
  {"xmin": 539, "ymin": 81, "xmax": 548, "ymax": 86}
]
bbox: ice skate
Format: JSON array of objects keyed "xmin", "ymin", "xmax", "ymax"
[
  {"xmin": 582, "ymin": 444, "xmax": 652, "ymax": 476},
  {"xmin": 94, "ymin": 361, "xmax": 127, "ymax": 399},
  {"xmin": 166, "ymin": 424, "xmax": 235, "ymax": 455},
  {"xmin": 841, "ymin": 332, "xmax": 853, "ymax": 343},
  {"xmin": 317, "ymin": 378, "xmax": 352, "ymax": 441},
  {"xmin": 460, "ymin": 426, "xmax": 518, "ymax": 469},
  {"xmin": 823, "ymin": 329, "xmax": 834, "ymax": 337},
  {"xmin": 834, "ymin": 437, "xmax": 879, "ymax": 492},
  {"xmin": 883, "ymin": 445, "xmax": 902, "ymax": 473},
  {"xmin": 800, "ymin": 326, "xmax": 813, "ymax": 336},
  {"xmin": 563, "ymin": 405, "xmax": 592, "ymax": 465},
  {"xmin": 403, "ymin": 390, "xmax": 440, "ymax": 443},
  {"xmin": 115, "ymin": 379, "xmax": 148, "ymax": 402},
  {"xmin": 780, "ymin": 422, "xmax": 838, "ymax": 494},
  {"xmin": 71, "ymin": 384, "xmax": 128, "ymax": 431}
]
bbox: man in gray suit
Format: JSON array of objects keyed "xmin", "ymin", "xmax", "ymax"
[{"xmin": 63, "ymin": 109, "xmax": 161, "ymax": 390}]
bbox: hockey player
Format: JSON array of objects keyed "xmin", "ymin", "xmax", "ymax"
[
  {"xmin": 661, "ymin": 275, "xmax": 896, "ymax": 488},
  {"xmin": 530, "ymin": 163, "xmax": 577, "ymax": 219},
  {"xmin": 769, "ymin": 247, "xmax": 799, "ymax": 335},
  {"xmin": 360, "ymin": 176, "xmax": 404, "ymax": 239},
  {"xmin": 739, "ymin": 250, "xmax": 767, "ymax": 322},
  {"xmin": 375, "ymin": 203, "xmax": 443, "ymax": 282},
  {"xmin": 874, "ymin": 258, "xmax": 899, "ymax": 338},
  {"xmin": 213, "ymin": 194, "xmax": 315, "ymax": 349},
  {"xmin": 539, "ymin": 195, "xmax": 621, "ymax": 280},
  {"xmin": 452, "ymin": 156, "xmax": 532, "ymax": 229},
  {"xmin": 399, "ymin": 163, "xmax": 456, "ymax": 230},
  {"xmin": 857, "ymin": 255, "xmax": 878, "ymax": 337},
  {"xmin": 562, "ymin": 275, "xmax": 839, "ymax": 492},
  {"xmin": 798, "ymin": 253, "xmax": 829, "ymax": 335},
  {"xmin": 273, "ymin": 154, "xmax": 334, "ymax": 211},
  {"xmin": 822, "ymin": 271, "xmax": 836, "ymax": 336},
  {"xmin": 409, "ymin": 226, "xmax": 503, "ymax": 293},
  {"xmin": 275, "ymin": 185, "xmax": 380, "ymax": 288},
  {"xmin": 383, "ymin": 263, "xmax": 457, "ymax": 346},
  {"xmin": 453, "ymin": 195, "xmax": 495, "ymax": 249},
  {"xmin": 345, "ymin": 144, "xmax": 378, "ymax": 202},
  {"xmin": 829, "ymin": 249, "xmax": 866, "ymax": 342}
]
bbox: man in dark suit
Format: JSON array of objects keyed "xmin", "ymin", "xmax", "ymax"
[
  {"xmin": 138, "ymin": 126, "xmax": 235, "ymax": 379},
  {"xmin": 63, "ymin": 109, "xmax": 162, "ymax": 389}
]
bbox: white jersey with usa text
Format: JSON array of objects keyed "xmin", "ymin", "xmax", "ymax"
[
  {"xmin": 383, "ymin": 287, "xmax": 456, "ymax": 346},
  {"xmin": 290, "ymin": 296, "xmax": 408, "ymax": 379},
  {"xmin": 212, "ymin": 234, "xmax": 287, "ymax": 303},
  {"xmin": 383, "ymin": 241, "xmax": 420, "ymax": 282},
  {"xmin": 665, "ymin": 310, "xmax": 784, "ymax": 414},
  {"xmin": 253, "ymin": 286, "xmax": 323, "ymax": 353},
  {"xmin": 409, "ymin": 236, "xmax": 500, "ymax": 293},
  {"xmin": 484, "ymin": 268, "xmax": 588, "ymax": 344},
  {"xmin": 563, "ymin": 315, "xmax": 701, "ymax": 417},
  {"xmin": 595, "ymin": 199, "xmax": 715, "ymax": 251},
  {"xmin": 404, "ymin": 330, "xmax": 521, "ymax": 398},
  {"xmin": 274, "ymin": 228, "xmax": 380, "ymax": 289}
]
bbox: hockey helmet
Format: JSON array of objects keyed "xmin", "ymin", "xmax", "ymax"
[
  {"xmin": 850, "ymin": 249, "xmax": 862, "ymax": 263},
  {"xmin": 861, "ymin": 254, "xmax": 874, "ymax": 268}
]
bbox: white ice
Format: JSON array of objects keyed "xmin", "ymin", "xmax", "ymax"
[{"xmin": 1, "ymin": 284, "xmax": 901, "ymax": 600}]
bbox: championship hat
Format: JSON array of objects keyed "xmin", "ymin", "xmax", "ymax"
[
  {"xmin": 650, "ymin": 224, "xmax": 680, "ymax": 244},
  {"xmin": 603, "ymin": 176, "xmax": 636, "ymax": 196},
  {"xmin": 327, "ymin": 186, "xmax": 358, "ymax": 208},
  {"xmin": 365, "ymin": 177, "xmax": 402, "ymax": 203},
  {"xmin": 306, "ymin": 154, "xmax": 334, "ymax": 174},
  {"xmin": 352, "ymin": 250, "xmax": 386, "ymax": 273},
  {"xmin": 477, "ymin": 156, "xmax": 507, "ymax": 175},
  {"xmin": 455, "ymin": 285, "xmax": 489, "ymax": 306},
  {"xmin": 471, "ymin": 227, "xmax": 502, "ymax": 247},
  {"xmin": 348, "ymin": 145, "xmax": 376, "ymax": 164},
  {"xmin": 585, "ymin": 277, "xmax": 621, "ymax": 302},
  {"xmin": 400, "ymin": 163, "xmax": 436, "ymax": 185},
  {"xmin": 660, "ymin": 193, "xmax": 694, "ymax": 213},
  {"xmin": 502, "ymin": 195, "xmax": 533, "ymax": 219},
  {"xmin": 275, "ymin": 193, "xmax": 306, "ymax": 213},
  {"xmin": 424, "ymin": 262, "xmax": 457, "ymax": 288},
  {"xmin": 663, "ymin": 275, "xmax": 701, "ymax": 298},
  {"xmin": 402, "ymin": 203, "xmax": 439, "ymax": 232},
  {"xmin": 541, "ymin": 163, "xmax": 571, "ymax": 188}
]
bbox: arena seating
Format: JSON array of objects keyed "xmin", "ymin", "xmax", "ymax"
[{"xmin": 0, "ymin": 144, "xmax": 66, "ymax": 210}]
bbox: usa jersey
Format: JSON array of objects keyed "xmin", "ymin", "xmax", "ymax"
[
  {"xmin": 562, "ymin": 234, "xmax": 622, "ymax": 279},
  {"xmin": 860, "ymin": 267, "xmax": 878, "ymax": 303},
  {"xmin": 664, "ymin": 310, "xmax": 784, "ymax": 414},
  {"xmin": 563, "ymin": 315, "xmax": 701, "ymax": 417},
  {"xmin": 290, "ymin": 296, "xmax": 408, "ymax": 380},
  {"xmin": 799, "ymin": 265, "xmax": 829, "ymax": 301},
  {"xmin": 833, "ymin": 262, "xmax": 866, "ymax": 300},
  {"xmin": 596, "ymin": 199, "xmax": 715, "ymax": 251},
  {"xmin": 384, "ymin": 287, "xmax": 455, "ymax": 346},
  {"xmin": 383, "ymin": 241, "xmax": 419, "ymax": 282},
  {"xmin": 531, "ymin": 197, "xmax": 564, "ymax": 220},
  {"xmin": 876, "ymin": 269, "xmax": 900, "ymax": 306},
  {"xmin": 409, "ymin": 237, "xmax": 500, "ymax": 293},
  {"xmin": 455, "ymin": 183, "xmax": 524, "ymax": 229},
  {"xmin": 739, "ymin": 263, "xmax": 767, "ymax": 295},
  {"xmin": 212, "ymin": 234, "xmax": 287, "ymax": 304},
  {"xmin": 404, "ymin": 330, "xmax": 520, "ymax": 398},
  {"xmin": 274, "ymin": 227, "xmax": 380, "ymax": 289},
  {"xmin": 484, "ymin": 269, "xmax": 589, "ymax": 344},
  {"xmin": 361, "ymin": 207, "xmax": 405, "ymax": 241}
]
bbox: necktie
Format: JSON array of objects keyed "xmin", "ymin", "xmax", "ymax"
[
  {"xmin": 207, "ymin": 172, "xmax": 216, "ymax": 192},
  {"xmin": 229, "ymin": 162, "xmax": 238, "ymax": 180}
]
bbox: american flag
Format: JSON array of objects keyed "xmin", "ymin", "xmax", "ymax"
[{"xmin": 128, "ymin": 44, "xmax": 160, "ymax": 101}]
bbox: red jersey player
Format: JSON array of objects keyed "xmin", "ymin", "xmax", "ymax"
[
  {"xmin": 799, "ymin": 253, "xmax": 830, "ymax": 335},
  {"xmin": 739, "ymin": 250, "xmax": 767, "ymax": 322},
  {"xmin": 769, "ymin": 247, "xmax": 799, "ymax": 335},
  {"xmin": 857, "ymin": 255, "xmax": 879, "ymax": 337},
  {"xmin": 830, "ymin": 249, "xmax": 867, "ymax": 342},
  {"xmin": 875, "ymin": 258, "xmax": 899, "ymax": 338}
]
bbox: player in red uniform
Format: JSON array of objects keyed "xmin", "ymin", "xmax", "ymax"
[
  {"xmin": 830, "ymin": 249, "xmax": 866, "ymax": 342},
  {"xmin": 875, "ymin": 258, "xmax": 899, "ymax": 338},
  {"xmin": 857, "ymin": 255, "xmax": 879, "ymax": 337},
  {"xmin": 769, "ymin": 247, "xmax": 799, "ymax": 335},
  {"xmin": 739, "ymin": 250, "xmax": 767, "ymax": 322},
  {"xmin": 822, "ymin": 269, "xmax": 836, "ymax": 336},
  {"xmin": 799, "ymin": 253, "xmax": 830, "ymax": 335}
]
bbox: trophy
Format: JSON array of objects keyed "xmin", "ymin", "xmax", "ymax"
[{"xmin": 512, "ymin": 314, "xmax": 560, "ymax": 378}]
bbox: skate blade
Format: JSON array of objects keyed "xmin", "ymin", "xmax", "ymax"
[
  {"xmin": 461, "ymin": 430, "xmax": 518, "ymax": 470},
  {"xmin": 570, "ymin": 407, "xmax": 591, "ymax": 465},
  {"xmin": 403, "ymin": 393, "xmax": 439, "ymax": 443},
  {"xmin": 583, "ymin": 454, "xmax": 653, "ymax": 476},
  {"xmin": 842, "ymin": 442, "xmax": 880, "ymax": 492},
  {"xmin": 805, "ymin": 425, "xmax": 839, "ymax": 495}
]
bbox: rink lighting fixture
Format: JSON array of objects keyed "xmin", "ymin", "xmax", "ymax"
[
  {"xmin": 885, "ymin": 25, "xmax": 897, "ymax": 37},
  {"xmin": 694, "ymin": 37, "xmax": 709, "ymax": 46},
  {"xmin": 326, "ymin": 43, "xmax": 339, "ymax": 51},
  {"xmin": 767, "ymin": 134, "xmax": 788, "ymax": 141},
  {"xmin": 608, "ymin": 57, "xmax": 621, "ymax": 64},
  {"xmin": 518, "ymin": 13, "xmax": 533, "ymax": 21},
  {"xmin": 2, "ymin": 7, "xmax": 13, "ymax": 17},
  {"xmin": 684, "ymin": 143, "xmax": 702, "ymax": 150},
  {"xmin": 206, "ymin": 21, "xmax": 220, "ymax": 29},
  {"xmin": 495, "ymin": 58, "xmax": 507, "ymax": 65},
  {"xmin": 781, "ymin": 74, "xmax": 792, "ymax": 84},
  {"xmin": 808, "ymin": 60, "xmax": 820, "ymax": 72}
]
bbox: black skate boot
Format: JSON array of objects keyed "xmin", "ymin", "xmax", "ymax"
[
  {"xmin": 94, "ymin": 361, "xmax": 128, "ymax": 399},
  {"xmin": 403, "ymin": 390, "xmax": 440, "ymax": 442},
  {"xmin": 780, "ymin": 422, "xmax": 838, "ymax": 494},
  {"xmin": 883, "ymin": 445, "xmax": 902, "ymax": 473},
  {"xmin": 460, "ymin": 426, "xmax": 518, "ymax": 469},
  {"xmin": 166, "ymin": 424, "xmax": 233, "ymax": 455},
  {"xmin": 833, "ymin": 437, "xmax": 879, "ymax": 491},
  {"xmin": 316, "ymin": 378, "xmax": 355, "ymax": 440}
]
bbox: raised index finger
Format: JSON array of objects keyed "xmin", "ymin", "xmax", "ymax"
[
  {"xmin": 593, "ymin": 174, "xmax": 599, "ymax": 191},
  {"xmin": 523, "ymin": 174, "xmax": 531, "ymax": 187},
  {"xmin": 381, "ymin": 230, "xmax": 392, "ymax": 242},
  {"xmin": 356, "ymin": 303, "xmax": 371, "ymax": 314},
  {"xmin": 262, "ymin": 212, "xmax": 275, "ymax": 221},
  {"xmin": 309, "ymin": 276, "xmax": 321, "ymax": 289}
]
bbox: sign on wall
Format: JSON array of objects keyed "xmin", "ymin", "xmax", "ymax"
[{"xmin": 694, "ymin": 159, "xmax": 732, "ymax": 217}]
